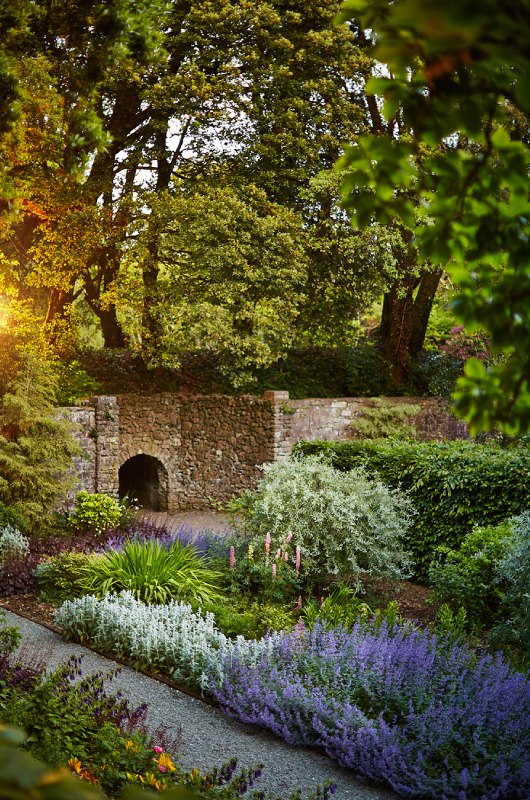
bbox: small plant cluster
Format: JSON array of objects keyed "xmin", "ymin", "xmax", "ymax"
[
  {"xmin": 68, "ymin": 491, "xmax": 129, "ymax": 536},
  {"xmin": 294, "ymin": 439, "xmax": 530, "ymax": 579},
  {"xmin": 211, "ymin": 619, "xmax": 530, "ymax": 799},
  {"xmin": 0, "ymin": 524, "xmax": 29, "ymax": 563}
]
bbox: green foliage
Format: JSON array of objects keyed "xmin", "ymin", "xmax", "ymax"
[
  {"xmin": 208, "ymin": 600, "xmax": 297, "ymax": 640},
  {"xmin": 428, "ymin": 522, "xmax": 515, "ymax": 628},
  {"xmin": 235, "ymin": 455, "xmax": 413, "ymax": 591},
  {"xmin": 0, "ymin": 612, "xmax": 21, "ymax": 655},
  {"xmin": 0, "ymin": 501, "xmax": 29, "ymax": 534},
  {"xmin": 223, "ymin": 550, "xmax": 302, "ymax": 606},
  {"xmin": 69, "ymin": 492, "xmax": 125, "ymax": 536},
  {"xmin": 34, "ymin": 552, "xmax": 97, "ymax": 604},
  {"xmin": 55, "ymin": 360, "xmax": 100, "ymax": 406},
  {"xmin": 338, "ymin": 0, "xmax": 530, "ymax": 433},
  {"xmin": 342, "ymin": 341, "xmax": 394, "ymax": 396},
  {"xmin": 432, "ymin": 604, "xmax": 468, "ymax": 646},
  {"xmin": 351, "ymin": 399, "xmax": 420, "ymax": 440},
  {"xmin": 491, "ymin": 512, "xmax": 530, "ymax": 658},
  {"xmin": 79, "ymin": 540, "xmax": 224, "ymax": 606},
  {"xmin": 149, "ymin": 185, "xmax": 309, "ymax": 385},
  {"xmin": 301, "ymin": 586, "xmax": 373, "ymax": 632},
  {"xmin": 294, "ymin": 440, "xmax": 530, "ymax": 580},
  {"xmin": 0, "ymin": 525, "xmax": 29, "ymax": 563},
  {"xmin": 0, "ymin": 353, "xmax": 81, "ymax": 522},
  {"xmin": 0, "ymin": 725, "xmax": 106, "ymax": 800}
]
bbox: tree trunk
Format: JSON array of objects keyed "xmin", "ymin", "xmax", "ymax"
[
  {"xmin": 98, "ymin": 306, "xmax": 127, "ymax": 348},
  {"xmin": 380, "ymin": 269, "xmax": 442, "ymax": 386},
  {"xmin": 43, "ymin": 287, "xmax": 75, "ymax": 348}
]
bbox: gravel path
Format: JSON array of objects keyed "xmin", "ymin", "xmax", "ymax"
[{"xmin": 4, "ymin": 610, "xmax": 396, "ymax": 800}]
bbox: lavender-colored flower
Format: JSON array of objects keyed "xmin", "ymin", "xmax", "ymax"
[{"xmin": 210, "ymin": 620, "xmax": 530, "ymax": 799}]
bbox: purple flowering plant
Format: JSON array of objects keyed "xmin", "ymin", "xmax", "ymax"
[{"xmin": 211, "ymin": 619, "xmax": 530, "ymax": 799}]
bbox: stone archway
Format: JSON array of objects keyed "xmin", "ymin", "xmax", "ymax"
[{"xmin": 118, "ymin": 454, "xmax": 169, "ymax": 511}]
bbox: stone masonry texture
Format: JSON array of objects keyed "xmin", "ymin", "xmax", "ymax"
[{"xmin": 63, "ymin": 393, "xmax": 468, "ymax": 510}]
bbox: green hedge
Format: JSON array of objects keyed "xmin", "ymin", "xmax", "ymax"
[{"xmin": 293, "ymin": 440, "xmax": 530, "ymax": 581}]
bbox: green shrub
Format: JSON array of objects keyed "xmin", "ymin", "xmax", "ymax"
[
  {"xmin": 294, "ymin": 439, "xmax": 530, "ymax": 580},
  {"xmin": 428, "ymin": 521, "xmax": 514, "ymax": 628},
  {"xmin": 69, "ymin": 491, "xmax": 125, "ymax": 535},
  {"xmin": 301, "ymin": 586, "xmax": 373, "ymax": 631},
  {"xmin": 0, "ymin": 502, "xmax": 29, "ymax": 534},
  {"xmin": 491, "ymin": 512, "xmax": 530, "ymax": 658},
  {"xmin": 234, "ymin": 456, "xmax": 414, "ymax": 591},
  {"xmin": 34, "ymin": 552, "xmax": 97, "ymax": 603},
  {"xmin": 0, "ymin": 525, "xmax": 29, "ymax": 563},
  {"xmin": 350, "ymin": 399, "xmax": 420, "ymax": 440},
  {"xmin": 342, "ymin": 341, "xmax": 395, "ymax": 396},
  {"xmin": 79, "ymin": 540, "xmax": 224, "ymax": 605}
]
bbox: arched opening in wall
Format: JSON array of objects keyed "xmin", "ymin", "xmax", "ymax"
[{"xmin": 118, "ymin": 455, "xmax": 169, "ymax": 511}]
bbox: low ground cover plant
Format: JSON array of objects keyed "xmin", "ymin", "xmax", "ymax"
[
  {"xmin": 0, "ymin": 525, "xmax": 29, "ymax": 562},
  {"xmin": 54, "ymin": 591, "xmax": 282, "ymax": 690}
]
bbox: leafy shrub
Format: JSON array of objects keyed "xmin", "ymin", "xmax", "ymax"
[
  {"xmin": 79, "ymin": 540, "xmax": 223, "ymax": 605},
  {"xmin": 54, "ymin": 592, "xmax": 282, "ymax": 690},
  {"xmin": 209, "ymin": 599, "xmax": 297, "ymax": 639},
  {"xmin": 342, "ymin": 341, "xmax": 395, "ymax": 396},
  {"xmin": 0, "ymin": 501, "xmax": 29, "ymax": 534},
  {"xmin": 69, "ymin": 491, "xmax": 126, "ymax": 535},
  {"xmin": 491, "ymin": 512, "xmax": 530, "ymax": 658},
  {"xmin": 234, "ymin": 456, "xmax": 413, "ymax": 591},
  {"xmin": 211, "ymin": 620, "xmax": 530, "ymax": 799},
  {"xmin": 350, "ymin": 399, "xmax": 420, "ymax": 440},
  {"xmin": 34, "ymin": 552, "xmax": 97, "ymax": 603},
  {"xmin": 0, "ymin": 525, "xmax": 29, "ymax": 563},
  {"xmin": 294, "ymin": 439, "xmax": 530, "ymax": 580},
  {"xmin": 428, "ymin": 521, "xmax": 514, "ymax": 628},
  {"xmin": 301, "ymin": 586, "xmax": 374, "ymax": 632}
]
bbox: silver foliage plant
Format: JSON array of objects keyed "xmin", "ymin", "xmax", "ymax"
[
  {"xmin": 0, "ymin": 525, "xmax": 29, "ymax": 563},
  {"xmin": 54, "ymin": 591, "xmax": 281, "ymax": 690},
  {"xmin": 240, "ymin": 456, "xmax": 415, "ymax": 589}
]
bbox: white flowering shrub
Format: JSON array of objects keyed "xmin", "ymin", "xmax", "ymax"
[
  {"xmin": 0, "ymin": 525, "xmax": 29, "ymax": 563},
  {"xmin": 54, "ymin": 591, "xmax": 280, "ymax": 690},
  {"xmin": 239, "ymin": 456, "xmax": 414, "ymax": 589}
]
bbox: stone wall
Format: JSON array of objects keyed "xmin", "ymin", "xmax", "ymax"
[
  {"xmin": 64, "ymin": 391, "xmax": 468, "ymax": 509},
  {"xmin": 268, "ymin": 394, "xmax": 469, "ymax": 460},
  {"xmin": 116, "ymin": 393, "xmax": 275, "ymax": 511}
]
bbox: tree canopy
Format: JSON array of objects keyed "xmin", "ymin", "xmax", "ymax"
[{"xmin": 338, "ymin": 0, "xmax": 530, "ymax": 432}]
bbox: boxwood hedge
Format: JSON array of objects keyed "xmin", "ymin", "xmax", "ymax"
[{"xmin": 293, "ymin": 440, "xmax": 530, "ymax": 581}]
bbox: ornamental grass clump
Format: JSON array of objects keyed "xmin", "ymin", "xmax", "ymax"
[
  {"xmin": 211, "ymin": 620, "xmax": 530, "ymax": 799},
  {"xmin": 235, "ymin": 455, "xmax": 414, "ymax": 590},
  {"xmin": 79, "ymin": 539, "xmax": 224, "ymax": 605}
]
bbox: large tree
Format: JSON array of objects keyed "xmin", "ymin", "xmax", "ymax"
[{"xmin": 338, "ymin": 0, "xmax": 530, "ymax": 431}]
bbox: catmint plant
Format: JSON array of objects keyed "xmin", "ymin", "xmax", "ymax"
[{"xmin": 211, "ymin": 620, "xmax": 530, "ymax": 799}]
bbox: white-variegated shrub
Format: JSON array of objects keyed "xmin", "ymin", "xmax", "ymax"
[
  {"xmin": 54, "ymin": 591, "xmax": 280, "ymax": 690},
  {"xmin": 238, "ymin": 455, "xmax": 414, "ymax": 589}
]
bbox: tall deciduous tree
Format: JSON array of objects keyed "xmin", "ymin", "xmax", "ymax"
[{"xmin": 338, "ymin": 0, "xmax": 530, "ymax": 432}]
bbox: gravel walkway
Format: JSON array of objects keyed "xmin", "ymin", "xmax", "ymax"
[{"xmin": 3, "ymin": 610, "xmax": 396, "ymax": 800}]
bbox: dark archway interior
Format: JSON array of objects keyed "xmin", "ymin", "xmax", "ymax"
[{"xmin": 119, "ymin": 455, "xmax": 167, "ymax": 511}]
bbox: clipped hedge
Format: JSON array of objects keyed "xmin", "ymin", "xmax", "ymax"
[{"xmin": 293, "ymin": 440, "xmax": 530, "ymax": 580}]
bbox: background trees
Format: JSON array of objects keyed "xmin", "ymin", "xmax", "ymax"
[{"xmin": 338, "ymin": 0, "xmax": 530, "ymax": 430}]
